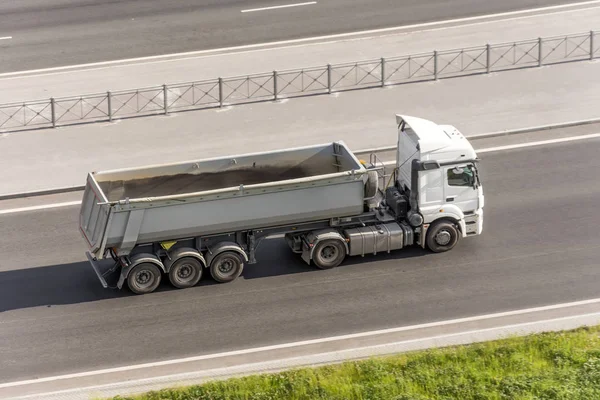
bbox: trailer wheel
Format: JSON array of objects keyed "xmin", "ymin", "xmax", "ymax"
[
  {"xmin": 210, "ymin": 251, "xmax": 244, "ymax": 283},
  {"xmin": 168, "ymin": 257, "xmax": 203, "ymax": 289},
  {"xmin": 426, "ymin": 220, "xmax": 460, "ymax": 253},
  {"xmin": 127, "ymin": 263, "xmax": 162, "ymax": 295},
  {"xmin": 313, "ymin": 239, "xmax": 346, "ymax": 270}
]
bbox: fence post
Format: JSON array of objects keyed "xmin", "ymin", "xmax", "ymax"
[
  {"xmin": 381, "ymin": 58, "xmax": 386, "ymax": 87},
  {"xmin": 163, "ymin": 84, "xmax": 169, "ymax": 115},
  {"xmin": 219, "ymin": 78, "xmax": 224, "ymax": 107},
  {"xmin": 486, "ymin": 44, "xmax": 491, "ymax": 73},
  {"xmin": 433, "ymin": 51, "xmax": 438, "ymax": 80},
  {"xmin": 273, "ymin": 71, "xmax": 278, "ymax": 101},
  {"xmin": 50, "ymin": 98, "xmax": 56, "ymax": 128},
  {"xmin": 107, "ymin": 91, "xmax": 112, "ymax": 122},
  {"xmin": 327, "ymin": 64, "xmax": 332, "ymax": 94},
  {"xmin": 538, "ymin": 37, "xmax": 543, "ymax": 67},
  {"xmin": 591, "ymin": 31, "xmax": 595, "ymax": 60}
]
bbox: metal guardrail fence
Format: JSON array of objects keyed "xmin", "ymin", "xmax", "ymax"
[{"xmin": 0, "ymin": 30, "xmax": 597, "ymax": 133}]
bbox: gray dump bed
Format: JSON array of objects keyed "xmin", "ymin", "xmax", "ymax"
[{"xmin": 80, "ymin": 141, "xmax": 368, "ymax": 258}]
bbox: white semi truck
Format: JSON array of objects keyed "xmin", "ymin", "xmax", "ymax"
[{"xmin": 79, "ymin": 114, "xmax": 484, "ymax": 295}]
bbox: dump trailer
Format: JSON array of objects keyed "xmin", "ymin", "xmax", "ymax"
[{"xmin": 80, "ymin": 114, "xmax": 484, "ymax": 295}]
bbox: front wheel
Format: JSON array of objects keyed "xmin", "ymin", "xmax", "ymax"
[
  {"xmin": 312, "ymin": 239, "xmax": 347, "ymax": 270},
  {"xmin": 127, "ymin": 263, "xmax": 162, "ymax": 295},
  {"xmin": 426, "ymin": 220, "xmax": 460, "ymax": 253}
]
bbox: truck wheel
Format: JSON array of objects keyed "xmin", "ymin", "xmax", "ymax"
[
  {"xmin": 127, "ymin": 263, "xmax": 162, "ymax": 295},
  {"xmin": 312, "ymin": 239, "xmax": 346, "ymax": 269},
  {"xmin": 426, "ymin": 221, "xmax": 460, "ymax": 253},
  {"xmin": 168, "ymin": 257, "xmax": 203, "ymax": 289},
  {"xmin": 210, "ymin": 251, "xmax": 244, "ymax": 283}
]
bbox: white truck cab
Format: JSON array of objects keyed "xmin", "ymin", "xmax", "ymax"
[{"xmin": 394, "ymin": 115, "xmax": 484, "ymax": 251}]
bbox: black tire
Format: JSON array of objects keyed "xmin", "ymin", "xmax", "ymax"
[
  {"xmin": 426, "ymin": 220, "xmax": 460, "ymax": 253},
  {"xmin": 312, "ymin": 239, "xmax": 346, "ymax": 270},
  {"xmin": 168, "ymin": 257, "xmax": 203, "ymax": 289},
  {"xmin": 210, "ymin": 251, "xmax": 244, "ymax": 283},
  {"xmin": 127, "ymin": 262, "xmax": 162, "ymax": 295}
]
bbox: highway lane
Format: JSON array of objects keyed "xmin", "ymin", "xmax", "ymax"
[
  {"xmin": 1, "ymin": 136, "xmax": 599, "ymax": 383},
  {"xmin": 2, "ymin": 4, "xmax": 599, "ymax": 103},
  {"xmin": 0, "ymin": 0, "xmax": 588, "ymax": 72}
]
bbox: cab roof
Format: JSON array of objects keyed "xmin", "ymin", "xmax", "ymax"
[{"xmin": 395, "ymin": 114, "xmax": 477, "ymax": 161}]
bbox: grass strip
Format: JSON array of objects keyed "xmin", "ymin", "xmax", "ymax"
[{"xmin": 111, "ymin": 325, "xmax": 600, "ymax": 400}]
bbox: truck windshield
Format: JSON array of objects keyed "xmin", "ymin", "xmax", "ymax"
[{"xmin": 447, "ymin": 165, "xmax": 475, "ymax": 187}]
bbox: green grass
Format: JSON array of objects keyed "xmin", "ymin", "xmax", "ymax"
[{"xmin": 111, "ymin": 325, "xmax": 600, "ymax": 400}]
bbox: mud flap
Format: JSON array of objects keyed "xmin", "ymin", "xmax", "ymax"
[
  {"xmin": 301, "ymin": 243, "xmax": 312, "ymax": 265},
  {"xmin": 86, "ymin": 251, "xmax": 121, "ymax": 289}
]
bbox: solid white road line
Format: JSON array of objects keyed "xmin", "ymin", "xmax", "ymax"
[
  {"xmin": 0, "ymin": 201, "xmax": 81, "ymax": 215},
  {"xmin": 1, "ymin": 132, "xmax": 599, "ymax": 216},
  {"xmin": 241, "ymin": 2, "xmax": 317, "ymax": 13},
  {"xmin": 477, "ymin": 132, "xmax": 600, "ymax": 153},
  {"xmin": 376, "ymin": 132, "xmax": 600, "ymax": 167},
  {"xmin": 1, "ymin": 296, "xmax": 600, "ymax": 389},
  {"xmin": 1, "ymin": 0, "xmax": 599, "ymax": 78},
  {"xmin": 0, "ymin": 36, "xmax": 12, "ymax": 40}
]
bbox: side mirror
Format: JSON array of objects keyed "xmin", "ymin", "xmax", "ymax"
[{"xmin": 466, "ymin": 165, "xmax": 479, "ymax": 189}]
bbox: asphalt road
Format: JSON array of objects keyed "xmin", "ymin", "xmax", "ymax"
[
  {"xmin": 0, "ymin": 0, "xmax": 586, "ymax": 72},
  {"xmin": 1, "ymin": 136, "xmax": 599, "ymax": 383}
]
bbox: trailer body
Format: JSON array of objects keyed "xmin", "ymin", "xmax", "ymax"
[{"xmin": 80, "ymin": 141, "xmax": 367, "ymax": 259}]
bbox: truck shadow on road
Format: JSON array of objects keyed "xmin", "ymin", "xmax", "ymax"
[
  {"xmin": 0, "ymin": 239, "xmax": 429, "ymax": 313},
  {"xmin": 242, "ymin": 237, "xmax": 430, "ymax": 280}
]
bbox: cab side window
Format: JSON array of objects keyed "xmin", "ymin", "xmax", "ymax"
[{"xmin": 447, "ymin": 166, "xmax": 474, "ymax": 187}]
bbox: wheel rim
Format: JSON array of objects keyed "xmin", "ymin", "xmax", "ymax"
[
  {"xmin": 219, "ymin": 260, "xmax": 233, "ymax": 274},
  {"xmin": 134, "ymin": 269, "xmax": 155, "ymax": 289},
  {"xmin": 215, "ymin": 256, "xmax": 238, "ymax": 278},
  {"xmin": 321, "ymin": 245, "xmax": 339, "ymax": 260},
  {"xmin": 175, "ymin": 263, "xmax": 195, "ymax": 283},
  {"xmin": 178, "ymin": 264, "xmax": 192, "ymax": 279},
  {"xmin": 435, "ymin": 230, "xmax": 452, "ymax": 246}
]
